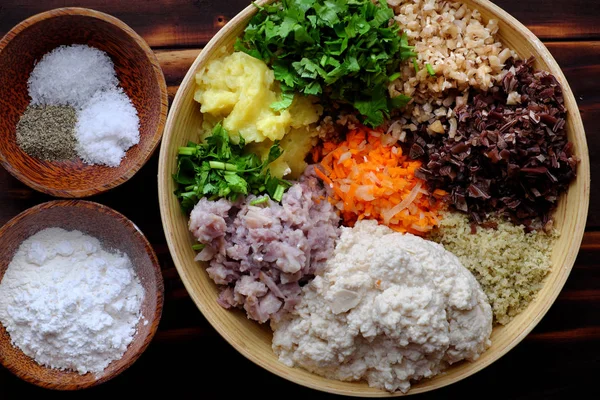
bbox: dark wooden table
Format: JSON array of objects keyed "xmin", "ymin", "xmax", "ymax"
[{"xmin": 0, "ymin": 1, "xmax": 598, "ymax": 398}]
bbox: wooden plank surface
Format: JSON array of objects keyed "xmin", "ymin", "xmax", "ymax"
[
  {"xmin": 0, "ymin": 0, "xmax": 599, "ymax": 398},
  {"xmin": 0, "ymin": 0, "xmax": 599, "ymax": 47}
]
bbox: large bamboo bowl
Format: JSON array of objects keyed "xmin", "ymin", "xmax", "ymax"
[{"xmin": 158, "ymin": 0, "xmax": 590, "ymax": 396}]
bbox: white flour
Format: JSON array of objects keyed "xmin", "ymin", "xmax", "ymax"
[{"xmin": 0, "ymin": 228, "xmax": 144, "ymax": 375}]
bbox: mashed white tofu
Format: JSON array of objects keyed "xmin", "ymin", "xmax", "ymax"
[{"xmin": 271, "ymin": 220, "xmax": 492, "ymax": 393}]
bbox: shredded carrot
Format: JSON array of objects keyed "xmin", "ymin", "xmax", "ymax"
[
  {"xmin": 310, "ymin": 145, "xmax": 321, "ymax": 164},
  {"xmin": 317, "ymin": 127, "xmax": 446, "ymax": 236}
]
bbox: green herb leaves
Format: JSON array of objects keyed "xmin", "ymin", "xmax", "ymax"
[
  {"xmin": 173, "ymin": 123, "xmax": 291, "ymax": 212},
  {"xmin": 235, "ymin": 0, "xmax": 415, "ymax": 127}
]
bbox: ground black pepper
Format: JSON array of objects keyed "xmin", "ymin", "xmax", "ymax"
[{"xmin": 16, "ymin": 105, "xmax": 78, "ymax": 161}]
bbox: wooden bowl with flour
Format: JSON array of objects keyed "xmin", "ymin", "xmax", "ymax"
[
  {"xmin": 0, "ymin": 8, "xmax": 167, "ymax": 198},
  {"xmin": 158, "ymin": 0, "xmax": 590, "ymax": 396},
  {"xmin": 0, "ymin": 200, "xmax": 164, "ymax": 390}
]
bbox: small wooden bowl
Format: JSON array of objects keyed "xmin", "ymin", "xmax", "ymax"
[
  {"xmin": 0, "ymin": 8, "xmax": 168, "ymax": 198},
  {"xmin": 0, "ymin": 200, "xmax": 164, "ymax": 390},
  {"xmin": 158, "ymin": 0, "xmax": 590, "ymax": 396}
]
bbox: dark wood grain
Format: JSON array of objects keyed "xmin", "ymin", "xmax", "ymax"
[
  {"xmin": 0, "ymin": 0, "xmax": 236, "ymax": 48},
  {"xmin": 0, "ymin": 0, "xmax": 598, "ymax": 398},
  {"xmin": 0, "ymin": 0, "xmax": 599, "ymax": 47}
]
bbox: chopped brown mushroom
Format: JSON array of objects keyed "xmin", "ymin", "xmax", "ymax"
[{"xmin": 402, "ymin": 57, "xmax": 578, "ymax": 231}]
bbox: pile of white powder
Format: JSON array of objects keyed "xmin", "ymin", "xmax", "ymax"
[
  {"xmin": 27, "ymin": 44, "xmax": 140, "ymax": 167},
  {"xmin": 271, "ymin": 220, "xmax": 492, "ymax": 393},
  {"xmin": 0, "ymin": 228, "xmax": 144, "ymax": 375},
  {"xmin": 76, "ymin": 88, "xmax": 141, "ymax": 167},
  {"xmin": 28, "ymin": 45, "xmax": 119, "ymax": 109}
]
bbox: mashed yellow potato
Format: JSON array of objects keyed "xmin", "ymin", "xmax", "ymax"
[
  {"xmin": 194, "ymin": 50, "xmax": 322, "ymax": 144},
  {"xmin": 194, "ymin": 49, "xmax": 323, "ymax": 178},
  {"xmin": 246, "ymin": 128, "xmax": 316, "ymax": 179}
]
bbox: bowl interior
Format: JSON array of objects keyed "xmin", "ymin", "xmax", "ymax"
[
  {"xmin": 158, "ymin": 0, "xmax": 590, "ymax": 396},
  {"xmin": 0, "ymin": 200, "xmax": 164, "ymax": 390},
  {"xmin": 0, "ymin": 9, "xmax": 167, "ymax": 197}
]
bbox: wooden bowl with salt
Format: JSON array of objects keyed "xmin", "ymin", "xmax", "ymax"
[
  {"xmin": 158, "ymin": 0, "xmax": 590, "ymax": 397},
  {"xmin": 0, "ymin": 200, "xmax": 164, "ymax": 390},
  {"xmin": 0, "ymin": 8, "xmax": 168, "ymax": 198}
]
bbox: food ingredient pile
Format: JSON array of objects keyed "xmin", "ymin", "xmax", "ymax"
[
  {"xmin": 28, "ymin": 44, "xmax": 118, "ymax": 108},
  {"xmin": 16, "ymin": 44, "xmax": 140, "ymax": 167},
  {"xmin": 272, "ymin": 220, "xmax": 492, "ymax": 392},
  {"xmin": 0, "ymin": 228, "xmax": 144, "ymax": 375},
  {"xmin": 405, "ymin": 57, "xmax": 576, "ymax": 232},
  {"xmin": 16, "ymin": 105, "xmax": 77, "ymax": 161},
  {"xmin": 235, "ymin": 0, "xmax": 414, "ymax": 127},
  {"xmin": 432, "ymin": 213, "xmax": 557, "ymax": 324},
  {"xmin": 75, "ymin": 88, "xmax": 141, "ymax": 167},
  {"xmin": 188, "ymin": 167, "xmax": 340, "ymax": 323},
  {"xmin": 315, "ymin": 126, "xmax": 446, "ymax": 235}
]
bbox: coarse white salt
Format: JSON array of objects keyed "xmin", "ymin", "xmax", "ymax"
[
  {"xmin": 76, "ymin": 87, "xmax": 140, "ymax": 167},
  {"xmin": 28, "ymin": 44, "xmax": 118, "ymax": 108}
]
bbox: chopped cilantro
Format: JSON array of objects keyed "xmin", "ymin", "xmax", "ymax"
[
  {"xmin": 235, "ymin": 0, "xmax": 416, "ymax": 127},
  {"xmin": 173, "ymin": 123, "xmax": 291, "ymax": 212},
  {"xmin": 270, "ymin": 91, "xmax": 295, "ymax": 111}
]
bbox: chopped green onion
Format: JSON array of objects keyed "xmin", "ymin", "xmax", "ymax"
[
  {"xmin": 388, "ymin": 72, "xmax": 401, "ymax": 82},
  {"xmin": 192, "ymin": 243, "xmax": 205, "ymax": 251},
  {"xmin": 178, "ymin": 147, "xmax": 196, "ymax": 156},
  {"xmin": 250, "ymin": 196, "xmax": 270, "ymax": 206},
  {"xmin": 413, "ymin": 59, "xmax": 419, "ymax": 74},
  {"xmin": 174, "ymin": 123, "xmax": 290, "ymax": 212},
  {"xmin": 208, "ymin": 161, "xmax": 237, "ymax": 171},
  {"xmin": 426, "ymin": 63, "xmax": 435, "ymax": 76},
  {"xmin": 273, "ymin": 184, "xmax": 285, "ymax": 202}
]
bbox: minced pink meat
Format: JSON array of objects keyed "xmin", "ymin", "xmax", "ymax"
[{"xmin": 188, "ymin": 167, "xmax": 340, "ymax": 323}]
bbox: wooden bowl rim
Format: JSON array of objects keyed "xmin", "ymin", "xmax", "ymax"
[
  {"xmin": 158, "ymin": 0, "xmax": 590, "ymax": 396},
  {"xmin": 0, "ymin": 7, "xmax": 168, "ymax": 198},
  {"xmin": 0, "ymin": 199, "xmax": 165, "ymax": 390}
]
